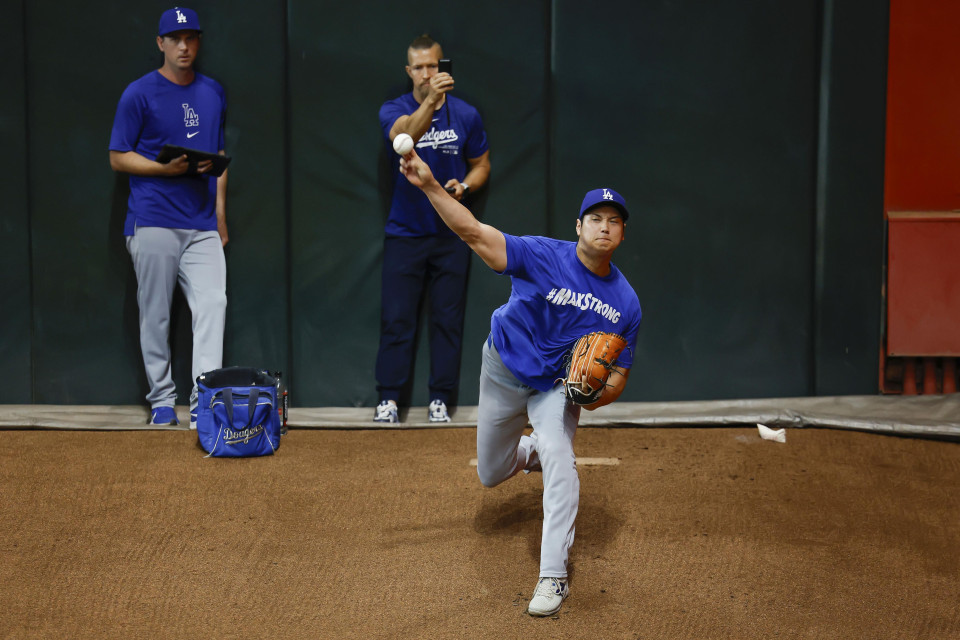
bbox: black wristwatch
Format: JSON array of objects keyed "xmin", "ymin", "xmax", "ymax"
[{"xmin": 461, "ymin": 183, "xmax": 470, "ymax": 195}]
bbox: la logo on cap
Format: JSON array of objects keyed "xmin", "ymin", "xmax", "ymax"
[
  {"xmin": 159, "ymin": 7, "xmax": 202, "ymax": 37},
  {"xmin": 602, "ymin": 189, "xmax": 614, "ymax": 201}
]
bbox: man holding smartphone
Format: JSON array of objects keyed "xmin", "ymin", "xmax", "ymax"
[{"xmin": 374, "ymin": 34, "xmax": 491, "ymax": 424}]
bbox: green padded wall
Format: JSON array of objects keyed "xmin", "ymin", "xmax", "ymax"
[
  {"xmin": 197, "ymin": 2, "xmax": 289, "ymax": 390},
  {"xmin": 553, "ymin": 1, "xmax": 820, "ymax": 400},
  {"xmin": 287, "ymin": 1, "xmax": 548, "ymax": 407},
  {"xmin": 813, "ymin": 0, "xmax": 888, "ymax": 395},
  {"xmin": 23, "ymin": 0, "xmax": 286, "ymax": 404},
  {"xmin": 24, "ymin": 0, "xmax": 139, "ymax": 403},
  {"xmin": 0, "ymin": 0, "xmax": 32, "ymax": 403},
  {"xmin": 6, "ymin": 0, "xmax": 887, "ymax": 406}
]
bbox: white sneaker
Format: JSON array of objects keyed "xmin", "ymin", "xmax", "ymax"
[
  {"xmin": 428, "ymin": 399, "xmax": 451, "ymax": 423},
  {"xmin": 374, "ymin": 400, "xmax": 399, "ymax": 423},
  {"xmin": 527, "ymin": 577, "xmax": 569, "ymax": 616}
]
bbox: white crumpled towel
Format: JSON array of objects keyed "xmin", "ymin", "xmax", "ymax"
[{"xmin": 757, "ymin": 423, "xmax": 787, "ymax": 443}]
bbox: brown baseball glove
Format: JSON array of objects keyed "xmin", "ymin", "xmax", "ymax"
[{"xmin": 561, "ymin": 332, "xmax": 629, "ymax": 405}]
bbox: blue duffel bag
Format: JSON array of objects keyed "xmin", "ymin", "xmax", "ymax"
[{"xmin": 196, "ymin": 367, "xmax": 286, "ymax": 457}]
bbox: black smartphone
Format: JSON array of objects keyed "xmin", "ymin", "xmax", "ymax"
[{"xmin": 438, "ymin": 59, "xmax": 452, "ymax": 75}]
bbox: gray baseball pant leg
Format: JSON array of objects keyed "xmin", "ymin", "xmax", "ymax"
[
  {"xmin": 127, "ymin": 227, "xmax": 226, "ymax": 410},
  {"xmin": 476, "ymin": 339, "xmax": 581, "ymax": 579},
  {"xmin": 177, "ymin": 230, "xmax": 227, "ymax": 410}
]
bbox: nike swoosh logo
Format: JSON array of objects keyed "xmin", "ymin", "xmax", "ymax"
[{"xmin": 187, "ymin": 131, "xmax": 199, "ymax": 138}]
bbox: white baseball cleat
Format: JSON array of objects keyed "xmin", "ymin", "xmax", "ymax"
[
  {"xmin": 428, "ymin": 399, "xmax": 451, "ymax": 423},
  {"xmin": 374, "ymin": 400, "xmax": 399, "ymax": 423},
  {"xmin": 527, "ymin": 577, "xmax": 569, "ymax": 616},
  {"xmin": 522, "ymin": 431, "xmax": 541, "ymax": 473}
]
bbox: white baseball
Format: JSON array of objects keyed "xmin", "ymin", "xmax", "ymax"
[{"xmin": 393, "ymin": 133, "xmax": 414, "ymax": 155}]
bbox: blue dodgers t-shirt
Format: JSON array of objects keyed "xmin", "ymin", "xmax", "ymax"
[
  {"xmin": 109, "ymin": 71, "xmax": 226, "ymax": 235},
  {"xmin": 379, "ymin": 93, "xmax": 488, "ymax": 237},
  {"xmin": 490, "ymin": 234, "xmax": 642, "ymax": 392}
]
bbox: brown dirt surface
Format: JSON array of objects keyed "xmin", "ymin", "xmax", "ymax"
[{"xmin": 2, "ymin": 426, "xmax": 959, "ymax": 639}]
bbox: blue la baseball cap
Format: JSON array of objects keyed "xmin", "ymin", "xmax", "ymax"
[
  {"xmin": 579, "ymin": 188, "xmax": 629, "ymax": 221},
  {"xmin": 158, "ymin": 7, "xmax": 202, "ymax": 36}
]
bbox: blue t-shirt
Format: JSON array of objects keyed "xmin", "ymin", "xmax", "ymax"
[
  {"xmin": 109, "ymin": 71, "xmax": 226, "ymax": 235},
  {"xmin": 491, "ymin": 234, "xmax": 642, "ymax": 392},
  {"xmin": 379, "ymin": 93, "xmax": 488, "ymax": 237}
]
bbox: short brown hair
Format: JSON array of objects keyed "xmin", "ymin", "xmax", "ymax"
[{"xmin": 409, "ymin": 34, "xmax": 440, "ymax": 51}]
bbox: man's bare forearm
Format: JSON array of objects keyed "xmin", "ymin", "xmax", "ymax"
[
  {"xmin": 463, "ymin": 151, "xmax": 491, "ymax": 191},
  {"xmin": 110, "ymin": 150, "xmax": 174, "ymax": 176},
  {"xmin": 390, "ymin": 97, "xmax": 441, "ymax": 142},
  {"xmin": 421, "ymin": 179, "xmax": 506, "ymax": 271}
]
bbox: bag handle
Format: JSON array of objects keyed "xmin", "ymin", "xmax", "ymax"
[{"xmin": 221, "ymin": 387, "xmax": 260, "ymax": 428}]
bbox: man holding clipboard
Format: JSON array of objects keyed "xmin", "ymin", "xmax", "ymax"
[{"xmin": 109, "ymin": 7, "xmax": 229, "ymax": 427}]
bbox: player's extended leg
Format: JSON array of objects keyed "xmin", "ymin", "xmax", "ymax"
[
  {"xmin": 527, "ymin": 386, "xmax": 581, "ymax": 578},
  {"xmin": 425, "ymin": 237, "xmax": 471, "ymax": 405},
  {"xmin": 127, "ymin": 226, "xmax": 182, "ymax": 410},
  {"xmin": 375, "ymin": 237, "xmax": 429, "ymax": 403},
  {"xmin": 178, "ymin": 229, "xmax": 227, "ymax": 411},
  {"xmin": 476, "ymin": 338, "xmax": 538, "ymax": 487}
]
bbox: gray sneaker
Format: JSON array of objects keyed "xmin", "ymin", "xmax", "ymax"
[
  {"xmin": 428, "ymin": 399, "xmax": 451, "ymax": 423},
  {"xmin": 527, "ymin": 577, "xmax": 569, "ymax": 616}
]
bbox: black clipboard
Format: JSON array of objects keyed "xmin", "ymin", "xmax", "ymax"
[{"xmin": 156, "ymin": 144, "xmax": 232, "ymax": 177}]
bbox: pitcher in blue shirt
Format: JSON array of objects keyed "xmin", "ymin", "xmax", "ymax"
[{"xmin": 398, "ymin": 149, "xmax": 642, "ymax": 617}]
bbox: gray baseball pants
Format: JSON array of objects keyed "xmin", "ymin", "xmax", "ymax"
[
  {"xmin": 476, "ymin": 338, "xmax": 581, "ymax": 578},
  {"xmin": 126, "ymin": 226, "xmax": 226, "ymax": 410}
]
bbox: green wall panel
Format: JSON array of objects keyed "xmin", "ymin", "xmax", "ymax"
[
  {"xmin": 7, "ymin": 0, "xmax": 891, "ymax": 406},
  {"xmin": 0, "ymin": 0, "xmax": 32, "ymax": 402},
  {"xmin": 813, "ymin": 0, "xmax": 887, "ymax": 395},
  {"xmin": 24, "ymin": 0, "xmax": 286, "ymax": 404},
  {"xmin": 287, "ymin": 1, "xmax": 549, "ymax": 407},
  {"xmin": 25, "ymin": 1, "xmax": 140, "ymax": 403},
  {"xmin": 553, "ymin": 0, "xmax": 820, "ymax": 400},
  {"xmin": 200, "ymin": 2, "xmax": 289, "ymax": 384}
]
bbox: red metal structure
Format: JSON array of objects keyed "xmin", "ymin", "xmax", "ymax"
[{"xmin": 882, "ymin": 0, "xmax": 960, "ymax": 394}]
